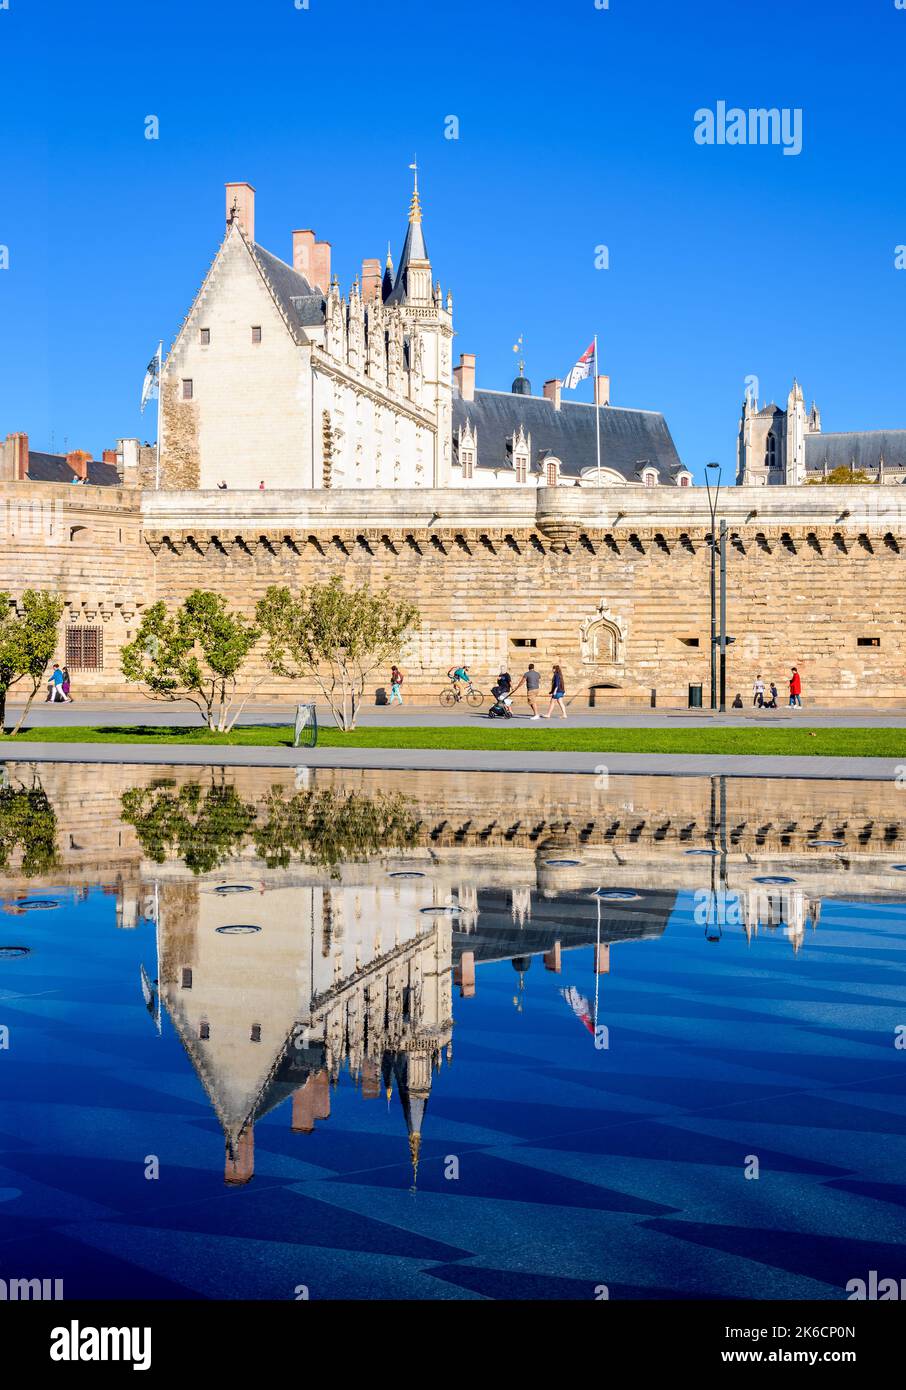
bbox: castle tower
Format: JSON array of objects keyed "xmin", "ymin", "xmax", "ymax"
[{"xmin": 384, "ymin": 164, "xmax": 454, "ymax": 485}]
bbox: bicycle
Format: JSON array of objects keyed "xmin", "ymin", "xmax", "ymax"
[{"xmin": 439, "ymin": 682, "xmax": 484, "ymax": 708}]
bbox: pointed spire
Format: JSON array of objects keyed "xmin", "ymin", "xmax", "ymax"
[
  {"xmin": 385, "ymin": 161, "xmax": 430, "ymax": 305},
  {"xmin": 408, "ymin": 156, "xmax": 422, "ymax": 224}
]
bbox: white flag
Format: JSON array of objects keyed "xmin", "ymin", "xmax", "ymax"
[
  {"xmin": 562, "ymin": 341, "xmax": 595, "ymax": 390},
  {"xmin": 140, "ymin": 350, "xmax": 160, "ymax": 413}
]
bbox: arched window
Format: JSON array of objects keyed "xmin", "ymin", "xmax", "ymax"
[
  {"xmin": 643, "ymin": 469, "xmax": 657, "ymax": 488},
  {"xmin": 765, "ymin": 433, "xmax": 777, "ymax": 468},
  {"xmin": 679, "ymin": 473, "xmax": 691, "ymax": 487},
  {"xmin": 545, "ymin": 458, "xmax": 560, "ymax": 487}
]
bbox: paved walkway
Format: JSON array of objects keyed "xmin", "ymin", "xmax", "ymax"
[
  {"xmin": 10, "ymin": 700, "xmax": 906, "ymax": 730},
  {"xmin": 3, "ymin": 740, "xmax": 898, "ymax": 782}
]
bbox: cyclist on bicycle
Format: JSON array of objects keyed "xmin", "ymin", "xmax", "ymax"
[{"xmin": 447, "ymin": 664, "xmax": 471, "ymax": 701}]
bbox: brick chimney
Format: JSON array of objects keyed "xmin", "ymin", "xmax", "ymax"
[
  {"xmin": 292, "ymin": 229, "xmax": 315, "ymax": 280},
  {"xmin": 225, "ymin": 182, "xmax": 255, "ymax": 242},
  {"xmin": 544, "ymin": 378, "xmax": 562, "ymax": 411},
  {"xmin": 361, "ymin": 257, "xmax": 382, "ymax": 304},
  {"xmin": 67, "ymin": 450, "xmax": 91, "ymax": 481},
  {"xmin": 310, "ymin": 240, "xmax": 331, "ymax": 293},
  {"xmin": 2, "ymin": 432, "xmax": 28, "ymax": 480},
  {"xmin": 102, "ymin": 449, "xmax": 116, "ymax": 465},
  {"xmin": 595, "ymin": 374, "xmax": 611, "ymax": 406},
  {"xmin": 453, "ymin": 352, "xmax": 476, "ymax": 401}
]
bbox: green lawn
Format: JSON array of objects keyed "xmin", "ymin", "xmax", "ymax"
[{"xmin": 5, "ymin": 723, "xmax": 904, "ymax": 756}]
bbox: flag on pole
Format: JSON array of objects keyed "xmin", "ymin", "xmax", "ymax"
[
  {"xmin": 140, "ymin": 350, "xmax": 160, "ymax": 413},
  {"xmin": 562, "ymin": 341, "xmax": 595, "ymax": 390}
]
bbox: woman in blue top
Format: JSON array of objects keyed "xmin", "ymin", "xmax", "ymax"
[{"xmin": 544, "ymin": 664, "xmax": 567, "ymax": 719}]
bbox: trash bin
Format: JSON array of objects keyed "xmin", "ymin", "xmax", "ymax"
[{"xmin": 688, "ymin": 683, "xmax": 703, "ymax": 709}]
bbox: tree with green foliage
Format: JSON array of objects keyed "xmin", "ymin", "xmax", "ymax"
[
  {"xmin": 120, "ymin": 776, "xmax": 258, "ymax": 875},
  {"xmin": 120, "ymin": 590, "xmax": 262, "ymax": 732},
  {"xmin": 256, "ymin": 577, "xmax": 420, "ymax": 730},
  {"xmin": 0, "ymin": 777, "xmax": 59, "ymax": 877},
  {"xmin": 807, "ymin": 466, "xmax": 875, "ymax": 485},
  {"xmin": 253, "ymin": 783, "xmax": 421, "ymax": 874},
  {"xmin": 0, "ymin": 590, "xmax": 65, "ymax": 735}
]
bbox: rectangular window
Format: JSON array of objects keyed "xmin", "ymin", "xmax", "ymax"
[
  {"xmin": 199, "ymin": 328, "xmax": 210, "ymax": 345},
  {"xmin": 512, "ymin": 637, "xmax": 537, "ymax": 648},
  {"xmin": 251, "ymin": 326, "xmax": 262, "ymax": 344},
  {"xmin": 679, "ymin": 637, "xmax": 700, "ymax": 647},
  {"xmin": 65, "ymin": 625, "xmax": 103, "ymax": 671},
  {"xmin": 182, "ymin": 378, "xmax": 193, "ymax": 400},
  {"xmin": 857, "ymin": 637, "xmax": 880, "ymax": 647},
  {"xmin": 250, "ymin": 1024, "xmax": 261, "ymax": 1043},
  {"xmin": 516, "ymin": 459, "xmax": 527, "ymax": 484},
  {"xmin": 181, "ymin": 968, "xmax": 193, "ymax": 989},
  {"xmin": 199, "ymin": 1021, "xmax": 210, "ymax": 1040}
]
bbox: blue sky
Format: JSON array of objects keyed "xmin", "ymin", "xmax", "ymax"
[{"xmin": 1, "ymin": 0, "xmax": 904, "ymax": 481}]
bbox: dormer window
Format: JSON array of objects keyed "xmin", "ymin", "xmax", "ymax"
[
  {"xmin": 545, "ymin": 457, "xmax": 560, "ymax": 487},
  {"xmin": 678, "ymin": 473, "xmax": 691, "ymax": 487},
  {"xmin": 642, "ymin": 468, "xmax": 657, "ymax": 488},
  {"xmin": 516, "ymin": 457, "xmax": 527, "ymax": 484},
  {"xmin": 461, "ymin": 450, "xmax": 474, "ymax": 480}
]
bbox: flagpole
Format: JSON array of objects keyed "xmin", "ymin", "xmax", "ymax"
[
  {"xmin": 154, "ymin": 340, "xmax": 162, "ymax": 491},
  {"xmin": 593, "ymin": 334, "xmax": 602, "ymax": 484}
]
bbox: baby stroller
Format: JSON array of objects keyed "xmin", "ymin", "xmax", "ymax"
[{"xmin": 488, "ymin": 681, "xmax": 514, "ymax": 718}]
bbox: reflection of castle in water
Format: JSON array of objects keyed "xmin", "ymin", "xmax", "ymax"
[
  {"xmin": 150, "ymin": 860, "xmax": 672, "ymax": 1185},
  {"xmin": 6, "ymin": 760, "xmax": 906, "ymax": 1183}
]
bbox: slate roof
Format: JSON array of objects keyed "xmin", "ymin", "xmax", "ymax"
[
  {"xmin": 453, "ymin": 387, "xmax": 685, "ymax": 480},
  {"xmin": 384, "ymin": 216, "xmax": 429, "ymax": 306},
  {"xmin": 804, "ymin": 430, "xmax": 906, "ymax": 475},
  {"xmin": 26, "ymin": 451, "xmax": 119, "ymax": 486},
  {"xmin": 251, "ymin": 243, "xmax": 326, "ymax": 331}
]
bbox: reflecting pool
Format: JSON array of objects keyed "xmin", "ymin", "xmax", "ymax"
[{"xmin": 1, "ymin": 762, "xmax": 905, "ymax": 1300}]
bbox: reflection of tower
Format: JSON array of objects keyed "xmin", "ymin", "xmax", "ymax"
[
  {"xmin": 390, "ymin": 1042, "xmax": 437, "ymax": 1189},
  {"xmin": 510, "ymin": 886, "xmax": 532, "ymax": 927},
  {"xmin": 511, "ymin": 954, "xmax": 531, "ymax": 1011}
]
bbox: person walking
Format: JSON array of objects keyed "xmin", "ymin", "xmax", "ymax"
[
  {"xmin": 61, "ymin": 667, "xmax": 73, "ymax": 702},
  {"xmin": 789, "ymin": 667, "xmax": 802, "ymax": 708},
  {"xmin": 512, "ymin": 662, "xmax": 541, "ymax": 718},
  {"xmin": 45, "ymin": 664, "xmax": 67, "ymax": 702},
  {"xmin": 753, "ymin": 674, "xmax": 765, "ymax": 708},
  {"xmin": 543, "ymin": 664, "xmax": 567, "ymax": 719},
  {"xmin": 389, "ymin": 664, "xmax": 404, "ymax": 705}
]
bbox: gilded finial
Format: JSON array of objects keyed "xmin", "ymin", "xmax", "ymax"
[{"xmin": 408, "ymin": 157, "xmax": 422, "ymax": 224}]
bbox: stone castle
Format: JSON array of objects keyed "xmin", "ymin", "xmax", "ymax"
[{"xmin": 3, "ymin": 173, "xmax": 906, "ymax": 707}]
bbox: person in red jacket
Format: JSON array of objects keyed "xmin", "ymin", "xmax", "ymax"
[{"xmin": 789, "ymin": 667, "xmax": 802, "ymax": 708}]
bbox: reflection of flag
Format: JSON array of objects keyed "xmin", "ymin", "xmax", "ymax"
[
  {"xmin": 140, "ymin": 351, "xmax": 160, "ymax": 412},
  {"xmin": 562, "ymin": 341, "xmax": 595, "ymax": 390},
  {"xmin": 560, "ymin": 985, "xmax": 595, "ymax": 1035}
]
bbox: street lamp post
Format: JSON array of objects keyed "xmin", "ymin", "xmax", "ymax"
[
  {"xmin": 719, "ymin": 518, "xmax": 728, "ymax": 712},
  {"xmin": 704, "ymin": 463, "xmax": 722, "ymax": 711}
]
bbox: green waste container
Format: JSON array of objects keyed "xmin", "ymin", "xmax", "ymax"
[{"xmin": 688, "ymin": 684, "xmax": 703, "ymax": 709}]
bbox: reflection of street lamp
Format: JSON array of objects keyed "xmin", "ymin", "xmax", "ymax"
[{"xmin": 704, "ymin": 463, "xmax": 721, "ymax": 710}]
